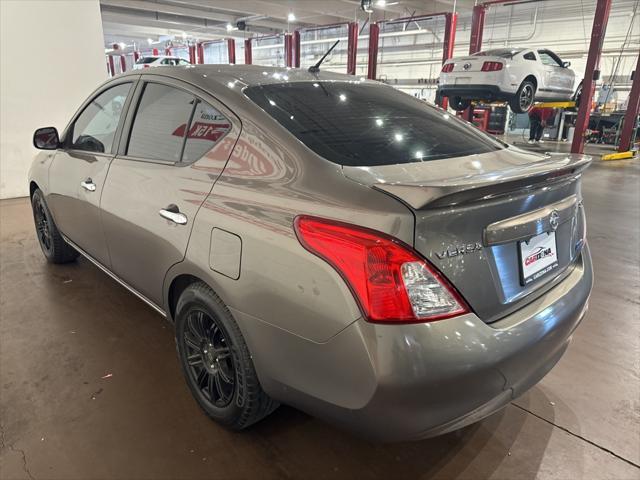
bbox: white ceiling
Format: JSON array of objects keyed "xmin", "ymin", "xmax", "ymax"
[{"xmin": 101, "ymin": 0, "xmax": 479, "ymax": 50}]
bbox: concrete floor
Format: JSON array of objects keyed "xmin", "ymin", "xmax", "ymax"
[{"xmin": 1, "ymin": 157, "xmax": 639, "ymax": 480}]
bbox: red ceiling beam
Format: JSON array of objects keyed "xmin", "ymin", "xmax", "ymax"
[
  {"xmin": 244, "ymin": 39, "xmax": 252, "ymax": 65},
  {"xmin": 196, "ymin": 42, "xmax": 204, "ymax": 64},
  {"xmin": 571, "ymin": 0, "xmax": 612, "ymax": 154},
  {"xmin": 347, "ymin": 22, "xmax": 358, "ymax": 75},
  {"xmin": 618, "ymin": 55, "xmax": 640, "ymax": 152},
  {"xmin": 367, "ymin": 23, "xmax": 380, "ymax": 80},
  {"xmin": 108, "ymin": 55, "xmax": 115, "ymax": 77},
  {"xmin": 227, "ymin": 38, "xmax": 236, "ymax": 64},
  {"xmin": 284, "ymin": 33, "xmax": 293, "ymax": 67},
  {"xmin": 292, "ymin": 30, "xmax": 301, "ymax": 68},
  {"xmin": 469, "ymin": 4, "xmax": 486, "ymax": 54}
]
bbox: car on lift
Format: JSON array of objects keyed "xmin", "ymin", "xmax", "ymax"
[
  {"xmin": 438, "ymin": 47, "xmax": 582, "ymax": 113},
  {"xmin": 133, "ymin": 55, "xmax": 191, "ymax": 69},
  {"xmin": 29, "ymin": 65, "xmax": 592, "ymax": 441}
]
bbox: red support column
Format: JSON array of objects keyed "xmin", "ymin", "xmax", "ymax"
[
  {"xmin": 439, "ymin": 12, "xmax": 458, "ymax": 109},
  {"xmin": 347, "ymin": 21, "xmax": 358, "ymax": 75},
  {"xmin": 571, "ymin": 0, "xmax": 612, "ymax": 154},
  {"xmin": 120, "ymin": 55, "xmax": 126, "ymax": 73},
  {"xmin": 244, "ymin": 39, "xmax": 252, "ymax": 65},
  {"xmin": 108, "ymin": 55, "xmax": 115, "ymax": 77},
  {"xmin": 292, "ymin": 30, "xmax": 301, "ymax": 68},
  {"xmin": 165, "ymin": 47, "xmax": 171, "ymax": 56},
  {"xmin": 197, "ymin": 42, "xmax": 204, "ymax": 64},
  {"xmin": 618, "ymin": 55, "xmax": 640, "ymax": 152},
  {"xmin": 188, "ymin": 44, "xmax": 196, "ymax": 64},
  {"xmin": 469, "ymin": 5, "xmax": 486, "ymax": 54},
  {"xmin": 284, "ymin": 33, "xmax": 293, "ymax": 67},
  {"xmin": 133, "ymin": 51, "xmax": 140, "ymax": 62},
  {"xmin": 367, "ymin": 23, "xmax": 380, "ymax": 80},
  {"xmin": 152, "ymin": 48, "xmax": 159, "ymax": 56},
  {"xmin": 227, "ymin": 38, "xmax": 236, "ymax": 64}
]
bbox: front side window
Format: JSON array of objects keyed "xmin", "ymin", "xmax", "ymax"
[
  {"xmin": 69, "ymin": 83, "xmax": 131, "ymax": 153},
  {"xmin": 244, "ymin": 82, "xmax": 503, "ymax": 167},
  {"xmin": 127, "ymin": 83, "xmax": 195, "ymax": 162}
]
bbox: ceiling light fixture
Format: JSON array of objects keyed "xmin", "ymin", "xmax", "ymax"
[
  {"xmin": 147, "ymin": 38, "xmax": 153, "ymax": 45},
  {"xmin": 376, "ymin": 0, "xmax": 387, "ymax": 6},
  {"xmin": 287, "ymin": 12, "xmax": 296, "ymax": 22},
  {"xmin": 360, "ymin": 0, "xmax": 373, "ymax": 13}
]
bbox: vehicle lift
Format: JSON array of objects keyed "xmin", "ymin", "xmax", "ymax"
[{"xmin": 365, "ymin": 11, "xmax": 458, "ymax": 108}]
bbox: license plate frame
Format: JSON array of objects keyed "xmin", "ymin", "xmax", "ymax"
[{"xmin": 518, "ymin": 231, "xmax": 559, "ymax": 286}]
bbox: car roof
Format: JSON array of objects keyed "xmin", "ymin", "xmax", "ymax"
[{"xmin": 118, "ymin": 64, "xmax": 370, "ymax": 91}]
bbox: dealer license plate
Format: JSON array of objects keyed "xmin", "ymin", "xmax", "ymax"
[{"xmin": 519, "ymin": 232, "xmax": 559, "ymax": 285}]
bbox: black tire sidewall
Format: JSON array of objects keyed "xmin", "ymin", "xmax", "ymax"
[
  {"xmin": 451, "ymin": 96, "xmax": 470, "ymax": 111},
  {"xmin": 175, "ymin": 287, "xmax": 245, "ymax": 426},
  {"xmin": 31, "ymin": 190, "xmax": 54, "ymax": 260}
]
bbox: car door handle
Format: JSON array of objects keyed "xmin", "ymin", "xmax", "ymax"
[
  {"xmin": 80, "ymin": 178, "xmax": 96, "ymax": 192},
  {"xmin": 159, "ymin": 204, "xmax": 187, "ymax": 225}
]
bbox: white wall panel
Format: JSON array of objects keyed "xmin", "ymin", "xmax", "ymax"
[{"xmin": 1, "ymin": 0, "xmax": 107, "ymax": 199}]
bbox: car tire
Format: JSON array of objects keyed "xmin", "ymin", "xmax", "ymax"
[
  {"xmin": 31, "ymin": 189, "xmax": 79, "ymax": 264},
  {"xmin": 510, "ymin": 80, "xmax": 536, "ymax": 113},
  {"xmin": 450, "ymin": 96, "xmax": 471, "ymax": 111},
  {"xmin": 175, "ymin": 281, "xmax": 278, "ymax": 430}
]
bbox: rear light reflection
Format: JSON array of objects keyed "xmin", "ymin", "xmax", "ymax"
[{"xmin": 294, "ymin": 216, "xmax": 469, "ymax": 324}]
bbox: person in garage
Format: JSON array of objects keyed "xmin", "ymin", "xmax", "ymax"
[{"xmin": 528, "ymin": 105, "xmax": 556, "ymax": 144}]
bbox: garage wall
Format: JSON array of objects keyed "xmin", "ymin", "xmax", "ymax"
[{"xmin": 0, "ymin": 0, "xmax": 107, "ymax": 199}]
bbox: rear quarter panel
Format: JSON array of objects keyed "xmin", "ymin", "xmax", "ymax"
[{"xmin": 165, "ymin": 100, "xmax": 415, "ymax": 343}]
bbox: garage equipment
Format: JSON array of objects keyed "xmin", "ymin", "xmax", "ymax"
[{"xmin": 366, "ymin": 11, "xmax": 458, "ymax": 108}]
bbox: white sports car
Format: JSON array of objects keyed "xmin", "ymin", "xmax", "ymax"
[
  {"xmin": 133, "ymin": 56, "xmax": 191, "ymax": 69},
  {"xmin": 438, "ymin": 48, "xmax": 582, "ymax": 113}
]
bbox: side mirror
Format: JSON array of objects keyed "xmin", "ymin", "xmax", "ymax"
[
  {"xmin": 562, "ymin": 61, "xmax": 571, "ymax": 68},
  {"xmin": 33, "ymin": 127, "xmax": 60, "ymax": 150}
]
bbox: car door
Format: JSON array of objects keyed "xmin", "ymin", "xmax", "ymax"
[
  {"xmin": 100, "ymin": 77, "xmax": 240, "ymax": 308},
  {"xmin": 47, "ymin": 78, "xmax": 136, "ymax": 267},
  {"xmin": 537, "ymin": 50, "xmax": 574, "ymax": 99}
]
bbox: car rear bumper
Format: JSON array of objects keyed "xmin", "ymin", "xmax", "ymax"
[
  {"xmin": 438, "ymin": 84, "xmax": 514, "ymax": 101},
  {"xmin": 234, "ymin": 245, "xmax": 593, "ymax": 442}
]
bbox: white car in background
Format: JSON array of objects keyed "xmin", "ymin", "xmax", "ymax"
[
  {"xmin": 438, "ymin": 48, "xmax": 582, "ymax": 113},
  {"xmin": 133, "ymin": 56, "xmax": 191, "ymax": 69}
]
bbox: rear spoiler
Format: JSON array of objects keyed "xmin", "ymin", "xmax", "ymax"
[{"xmin": 371, "ymin": 154, "xmax": 592, "ymax": 209}]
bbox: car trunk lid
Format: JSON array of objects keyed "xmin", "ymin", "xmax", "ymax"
[
  {"xmin": 449, "ymin": 56, "xmax": 504, "ymax": 73},
  {"xmin": 343, "ymin": 147, "xmax": 591, "ymax": 323}
]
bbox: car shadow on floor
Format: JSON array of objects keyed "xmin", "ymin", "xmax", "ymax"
[{"xmin": 244, "ymin": 389, "xmax": 556, "ymax": 479}]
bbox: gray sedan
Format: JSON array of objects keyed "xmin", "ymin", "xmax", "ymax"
[{"xmin": 29, "ymin": 65, "xmax": 592, "ymax": 441}]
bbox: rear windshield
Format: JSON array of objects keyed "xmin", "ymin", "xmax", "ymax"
[
  {"xmin": 472, "ymin": 48, "xmax": 523, "ymax": 58},
  {"xmin": 136, "ymin": 57, "xmax": 158, "ymax": 64},
  {"xmin": 244, "ymin": 82, "xmax": 503, "ymax": 167}
]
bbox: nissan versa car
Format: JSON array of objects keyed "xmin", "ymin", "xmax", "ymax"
[
  {"xmin": 438, "ymin": 47, "xmax": 582, "ymax": 113},
  {"xmin": 29, "ymin": 65, "xmax": 592, "ymax": 441}
]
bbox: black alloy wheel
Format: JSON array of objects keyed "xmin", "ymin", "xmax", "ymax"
[
  {"xmin": 33, "ymin": 194, "xmax": 52, "ymax": 254},
  {"xmin": 182, "ymin": 309, "xmax": 235, "ymax": 408}
]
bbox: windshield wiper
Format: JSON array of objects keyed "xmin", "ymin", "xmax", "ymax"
[{"xmin": 308, "ymin": 40, "xmax": 340, "ymax": 73}]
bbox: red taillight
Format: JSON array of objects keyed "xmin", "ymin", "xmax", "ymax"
[
  {"xmin": 294, "ymin": 216, "xmax": 469, "ymax": 324},
  {"xmin": 441, "ymin": 63, "xmax": 455, "ymax": 73},
  {"xmin": 481, "ymin": 61, "xmax": 503, "ymax": 72}
]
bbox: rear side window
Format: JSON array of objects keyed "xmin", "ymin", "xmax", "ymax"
[
  {"xmin": 523, "ymin": 52, "xmax": 536, "ymax": 61},
  {"xmin": 69, "ymin": 82, "xmax": 131, "ymax": 154},
  {"xmin": 127, "ymin": 83, "xmax": 195, "ymax": 162},
  {"xmin": 182, "ymin": 101, "xmax": 232, "ymax": 163},
  {"xmin": 244, "ymin": 82, "xmax": 503, "ymax": 167}
]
